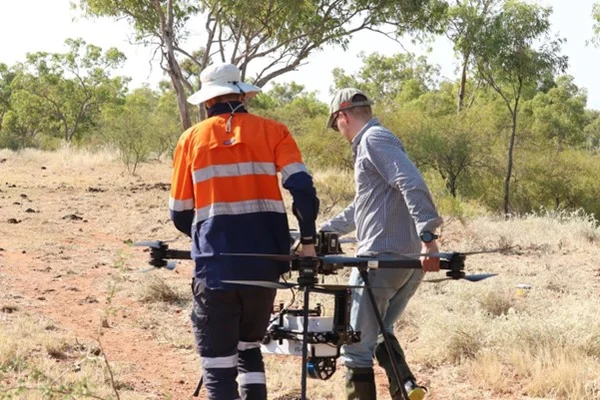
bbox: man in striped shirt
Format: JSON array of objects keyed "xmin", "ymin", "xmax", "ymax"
[
  {"xmin": 169, "ymin": 63, "xmax": 319, "ymax": 400},
  {"xmin": 321, "ymin": 88, "xmax": 443, "ymax": 400}
]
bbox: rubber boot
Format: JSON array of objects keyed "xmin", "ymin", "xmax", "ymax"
[
  {"xmin": 374, "ymin": 333, "xmax": 426, "ymax": 400},
  {"xmin": 345, "ymin": 367, "xmax": 377, "ymax": 400}
]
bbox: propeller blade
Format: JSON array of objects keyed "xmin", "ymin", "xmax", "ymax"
[
  {"xmin": 313, "ymin": 284, "xmax": 390, "ymax": 291},
  {"xmin": 404, "ymin": 248, "xmax": 510, "ymax": 258},
  {"xmin": 220, "ymin": 253, "xmax": 297, "ymax": 262},
  {"xmin": 423, "ymin": 273, "xmax": 498, "ymax": 283},
  {"xmin": 136, "ymin": 267, "xmax": 156, "ymax": 274},
  {"xmin": 134, "ymin": 241, "xmax": 164, "ymax": 249},
  {"xmin": 221, "ymin": 280, "xmax": 296, "ymax": 289},
  {"xmin": 457, "ymin": 248, "xmax": 511, "ymax": 256},
  {"xmin": 422, "ymin": 275, "xmax": 453, "ymax": 282},
  {"xmin": 464, "ymin": 273, "xmax": 498, "ymax": 282}
]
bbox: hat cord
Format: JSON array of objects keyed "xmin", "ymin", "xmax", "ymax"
[
  {"xmin": 223, "ymin": 81, "xmax": 247, "ymax": 133},
  {"xmin": 225, "ymin": 101, "xmax": 244, "ymax": 133}
]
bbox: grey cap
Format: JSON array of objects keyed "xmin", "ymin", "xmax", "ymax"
[{"xmin": 326, "ymin": 88, "xmax": 374, "ymax": 129}]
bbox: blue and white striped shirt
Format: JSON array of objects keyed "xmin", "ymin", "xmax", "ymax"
[{"xmin": 320, "ymin": 118, "xmax": 442, "ymax": 256}]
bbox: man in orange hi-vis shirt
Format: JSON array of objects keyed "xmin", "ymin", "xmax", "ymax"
[{"xmin": 169, "ymin": 63, "xmax": 319, "ymax": 400}]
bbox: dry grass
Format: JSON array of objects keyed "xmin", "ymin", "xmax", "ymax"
[
  {"xmin": 0, "ymin": 312, "xmax": 145, "ymax": 400},
  {"xmin": 138, "ymin": 275, "xmax": 191, "ymax": 305},
  {"xmin": 2, "ymin": 147, "xmax": 600, "ymax": 399}
]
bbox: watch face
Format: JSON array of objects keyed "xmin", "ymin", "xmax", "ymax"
[{"xmin": 421, "ymin": 232, "xmax": 434, "ymax": 242}]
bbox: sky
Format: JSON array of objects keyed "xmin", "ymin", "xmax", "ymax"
[{"xmin": 1, "ymin": 0, "xmax": 599, "ymax": 109}]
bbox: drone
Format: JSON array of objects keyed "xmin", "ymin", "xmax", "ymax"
[{"xmin": 135, "ymin": 231, "xmax": 504, "ymax": 400}]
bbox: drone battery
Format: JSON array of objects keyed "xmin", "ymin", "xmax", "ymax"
[{"xmin": 261, "ymin": 314, "xmax": 338, "ymax": 358}]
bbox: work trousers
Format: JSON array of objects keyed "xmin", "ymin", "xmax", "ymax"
[
  {"xmin": 342, "ymin": 255, "xmax": 424, "ymax": 374},
  {"xmin": 191, "ymin": 278, "xmax": 277, "ymax": 400}
]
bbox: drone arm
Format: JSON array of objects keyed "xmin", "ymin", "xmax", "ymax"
[
  {"xmin": 375, "ymin": 259, "xmax": 422, "ymax": 269},
  {"xmin": 165, "ymin": 249, "xmax": 192, "ymax": 260}
]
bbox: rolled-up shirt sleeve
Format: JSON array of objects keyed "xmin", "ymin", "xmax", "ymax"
[{"xmin": 363, "ymin": 131, "xmax": 442, "ymax": 234}]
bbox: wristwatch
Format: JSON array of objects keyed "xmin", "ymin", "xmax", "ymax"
[
  {"xmin": 301, "ymin": 236, "xmax": 316, "ymax": 245},
  {"xmin": 420, "ymin": 231, "xmax": 439, "ymax": 243}
]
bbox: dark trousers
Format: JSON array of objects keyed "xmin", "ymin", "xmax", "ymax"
[{"xmin": 191, "ymin": 279, "xmax": 276, "ymax": 400}]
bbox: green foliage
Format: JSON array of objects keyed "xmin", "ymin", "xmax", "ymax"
[
  {"xmin": 405, "ymin": 111, "xmax": 491, "ymax": 197},
  {"xmin": 77, "ymin": 0, "xmax": 445, "ymax": 130},
  {"xmin": 249, "ymin": 82, "xmax": 350, "ymax": 169},
  {"xmin": 403, "ymin": 81, "xmax": 457, "ymax": 117},
  {"xmin": 251, "ymin": 82, "xmax": 328, "ymax": 132},
  {"xmin": 473, "ymin": 1, "xmax": 568, "ymax": 107},
  {"xmin": 331, "ymin": 52, "xmax": 439, "ymax": 104},
  {"xmin": 583, "ymin": 111, "xmax": 600, "ymax": 152},
  {"xmin": 593, "ymin": 3, "xmax": 600, "ymax": 46},
  {"xmin": 100, "ymin": 87, "xmax": 180, "ymax": 174},
  {"xmin": 77, "ymin": 0, "xmax": 199, "ymax": 43},
  {"xmin": 471, "ymin": 0, "xmax": 568, "ymax": 215},
  {"xmin": 0, "ymin": 0, "xmax": 598, "ymax": 223},
  {"xmin": 0, "ymin": 63, "xmax": 15, "ymax": 128},
  {"xmin": 525, "ymin": 75, "xmax": 588, "ymax": 148},
  {"xmin": 6, "ymin": 38, "xmax": 127, "ymax": 145},
  {"xmin": 513, "ymin": 149, "xmax": 600, "ymax": 217}
]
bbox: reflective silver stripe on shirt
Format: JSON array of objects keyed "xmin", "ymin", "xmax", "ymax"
[
  {"xmin": 281, "ymin": 163, "xmax": 308, "ymax": 183},
  {"xmin": 201, "ymin": 353, "xmax": 238, "ymax": 368},
  {"xmin": 238, "ymin": 341, "xmax": 261, "ymax": 351},
  {"xmin": 193, "ymin": 162, "xmax": 277, "ymax": 184},
  {"xmin": 194, "ymin": 199, "xmax": 286, "ymax": 224},
  {"xmin": 168, "ymin": 196, "xmax": 194, "ymax": 212},
  {"xmin": 238, "ymin": 372, "xmax": 266, "ymax": 385}
]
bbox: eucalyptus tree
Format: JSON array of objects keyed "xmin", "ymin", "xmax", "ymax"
[
  {"xmin": 77, "ymin": 0, "xmax": 444, "ymax": 128},
  {"xmin": 441, "ymin": 0, "xmax": 501, "ymax": 112},
  {"xmin": 471, "ymin": 0, "xmax": 568, "ymax": 216},
  {"xmin": 12, "ymin": 38, "xmax": 127, "ymax": 143},
  {"xmin": 593, "ymin": 3, "xmax": 600, "ymax": 46}
]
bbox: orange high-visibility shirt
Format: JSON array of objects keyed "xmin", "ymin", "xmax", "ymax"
[{"xmin": 169, "ymin": 105, "xmax": 318, "ymax": 288}]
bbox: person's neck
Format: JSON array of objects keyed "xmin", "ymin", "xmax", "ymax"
[
  {"xmin": 206, "ymin": 101, "xmax": 247, "ymax": 117},
  {"xmin": 347, "ymin": 118, "xmax": 370, "ymax": 142}
]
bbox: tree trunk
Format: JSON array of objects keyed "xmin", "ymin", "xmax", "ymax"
[
  {"xmin": 61, "ymin": 118, "xmax": 70, "ymax": 142},
  {"xmin": 503, "ymin": 105, "xmax": 519, "ymax": 218},
  {"xmin": 157, "ymin": 0, "xmax": 192, "ymax": 131},
  {"xmin": 169, "ymin": 68, "xmax": 192, "ymax": 130},
  {"xmin": 198, "ymin": 104, "xmax": 207, "ymax": 121},
  {"xmin": 447, "ymin": 175, "xmax": 458, "ymax": 198},
  {"xmin": 457, "ymin": 52, "xmax": 470, "ymax": 113}
]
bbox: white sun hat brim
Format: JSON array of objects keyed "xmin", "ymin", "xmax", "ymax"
[{"xmin": 187, "ymin": 81, "xmax": 261, "ymax": 105}]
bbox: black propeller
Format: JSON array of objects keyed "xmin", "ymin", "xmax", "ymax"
[
  {"xmin": 404, "ymin": 248, "xmax": 511, "ymax": 258},
  {"xmin": 220, "ymin": 280, "xmax": 389, "ymax": 290},
  {"xmin": 424, "ymin": 273, "xmax": 498, "ymax": 283}
]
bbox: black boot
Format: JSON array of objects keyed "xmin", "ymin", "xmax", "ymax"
[
  {"xmin": 345, "ymin": 367, "xmax": 377, "ymax": 400},
  {"xmin": 374, "ymin": 333, "xmax": 424, "ymax": 399}
]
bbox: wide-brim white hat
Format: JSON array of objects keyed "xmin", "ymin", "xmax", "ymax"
[{"xmin": 187, "ymin": 63, "xmax": 261, "ymax": 105}]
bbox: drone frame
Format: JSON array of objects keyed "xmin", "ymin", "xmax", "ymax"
[{"xmin": 135, "ymin": 234, "xmax": 500, "ymax": 400}]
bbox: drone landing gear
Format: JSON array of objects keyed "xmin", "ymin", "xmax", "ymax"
[{"xmin": 263, "ymin": 262, "xmax": 412, "ymax": 400}]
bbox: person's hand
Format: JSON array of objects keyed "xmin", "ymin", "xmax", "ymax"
[
  {"xmin": 298, "ymin": 244, "xmax": 317, "ymax": 258},
  {"xmin": 420, "ymin": 241, "xmax": 440, "ymax": 272}
]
